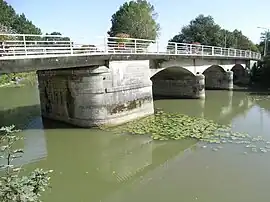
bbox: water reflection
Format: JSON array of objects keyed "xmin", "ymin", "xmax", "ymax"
[
  {"xmin": 2, "ymin": 86, "xmax": 270, "ymax": 202},
  {"xmin": 1, "ymin": 88, "xmax": 268, "ymax": 170},
  {"xmin": 154, "ymin": 90, "xmax": 257, "ymax": 125},
  {"xmin": 24, "ymin": 127, "xmax": 197, "ymax": 202}
]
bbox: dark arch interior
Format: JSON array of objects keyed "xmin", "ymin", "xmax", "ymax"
[
  {"xmin": 203, "ymin": 65, "xmax": 225, "ymax": 74},
  {"xmin": 151, "ymin": 66, "xmax": 194, "ymax": 80},
  {"xmin": 203, "ymin": 65, "xmax": 226, "ymax": 90},
  {"xmin": 151, "ymin": 66, "xmax": 196, "ymax": 99},
  {"xmin": 231, "ymin": 64, "xmax": 245, "ymax": 80}
]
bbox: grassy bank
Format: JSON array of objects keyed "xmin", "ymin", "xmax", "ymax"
[{"xmin": 0, "ymin": 72, "xmax": 37, "ymax": 87}]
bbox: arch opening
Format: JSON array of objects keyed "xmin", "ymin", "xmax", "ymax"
[
  {"xmin": 151, "ymin": 66, "xmax": 204, "ymax": 99},
  {"xmin": 151, "ymin": 66, "xmax": 194, "ymax": 80},
  {"xmin": 203, "ymin": 65, "xmax": 231, "ymax": 90},
  {"xmin": 231, "ymin": 64, "xmax": 249, "ymax": 85}
]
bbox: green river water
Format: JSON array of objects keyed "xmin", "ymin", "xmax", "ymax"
[{"xmin": 1, "ymin": 86, "xmax": 270, "ymax": 202}]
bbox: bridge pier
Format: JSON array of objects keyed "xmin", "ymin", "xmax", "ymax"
[{"xmin": 37, "ymin": 60, "xmax": 154, "ymax": 127}]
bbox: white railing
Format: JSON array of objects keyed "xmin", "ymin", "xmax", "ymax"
[{"xmin": 0, "ymin": 33, "xmax": 261, "ymax": 60}]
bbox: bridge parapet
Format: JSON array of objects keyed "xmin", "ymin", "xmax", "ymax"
[{"xmin": 0, "ymin": 33, "xmax": 261, "ymax": 60}]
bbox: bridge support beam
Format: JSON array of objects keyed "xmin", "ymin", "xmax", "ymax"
[
  {"xmin": 204, "ymin": 70, "xmax": 233, "ymax": 90},
  {"xmin": 152, "ymin": 74, "xmax": 205, "ymax": 99},
  {"xmin": 37, "ymin": 60, "xmax": 154, "ymax": 127}
]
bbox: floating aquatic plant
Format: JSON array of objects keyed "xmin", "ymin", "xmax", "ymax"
[{"xmin": 100, "ymin": 110, "xmax": 270, "ymax": 153}]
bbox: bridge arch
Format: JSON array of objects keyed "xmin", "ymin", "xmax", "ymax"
[
  {"xmin": 151, "ymin": 66, "xmax": 195, "ymax": 80},
  {"xmin": 231, "ymin": 64, "xmax": 249, "ymax": 85},
  {"xmin": 151, "ymin": 66, "xmax": 204, "ymax": 99},
  {"xmin": 203, "ymin": 65, "xmax": 232, "ymax": 90}
]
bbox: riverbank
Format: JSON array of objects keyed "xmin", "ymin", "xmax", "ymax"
[{"xmin": 0, "ymin": 72, "xmax": 37, "ymax": 87}]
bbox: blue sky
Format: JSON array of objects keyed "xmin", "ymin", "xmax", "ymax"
[{"xmin": 6, "ymin": 0, "xmax": 270, "ymax": 48}]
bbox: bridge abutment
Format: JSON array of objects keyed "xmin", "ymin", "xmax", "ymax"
[{"xmin": 37, "ymin": 60, "xmax": 154, "ymax": 127}]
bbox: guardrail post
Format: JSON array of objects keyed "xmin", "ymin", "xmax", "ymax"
[
  {"xmin": 104, "ymin": 36, "xmax": 108, "ymax": 53},
  {"xmin": 70, "ymin": 41, "xmax": 73, "ymax": 55},
  {"xmin": 211, "ymin": 47, "xmax": 214, "ymax": 55},
  {"xmin": 23, "ymin": 35, "xmax": 27, "ymax": 56},
  {"xmin": 220, "ymin": 48, "xmax": 222, "ymax": 55},
  {"xmin": 174, "ymin": 43, "xmax": 177, "ymax": 54},
  {"xmin": 201, "ymin": 46, "xmax": 204, "ymax": 55},
  {"xmin": 156, "ymin": 41, "xmax": 159, "ymax": 53},
  {"xmin": 134, "ymin": 39, "xmax": 137, "ymax": 53},
  {"xmin": 234, "ymin": 49, "xmax": 236, "ymax": 57}
]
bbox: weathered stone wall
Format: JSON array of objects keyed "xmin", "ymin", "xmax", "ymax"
[
  {"xmin": 151, "ymin": 74, "xmax": 205, "ymax": 99},
  {"xmin": 37, "ymin": 60, "xmax": 154, "ymax": 127},
  {"xmin": 204, "ymin": 68, "xmax": 233, "ymax": 90}
]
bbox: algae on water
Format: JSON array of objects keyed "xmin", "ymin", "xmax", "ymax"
[
  {"xmin": 102, "ymin": 110, "xmax": 232, "ymax": 142},
  {"xmin": 101, "ymin": 110, "xmax": 270, "ymax": 153}
]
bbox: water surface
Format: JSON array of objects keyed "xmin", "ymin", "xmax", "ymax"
[{"xmin": 1, "ymin": 86, "xmax": 270, "ymax": 202}]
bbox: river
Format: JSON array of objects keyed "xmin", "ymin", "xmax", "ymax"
[{"xmin": 1, "ymin": 86, "xmax": 270, "ymax": 202}]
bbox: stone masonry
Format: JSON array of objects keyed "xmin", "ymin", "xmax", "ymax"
[{"xmin": 37, "ymin": 60, "xmax": 154, "ymax": 127}]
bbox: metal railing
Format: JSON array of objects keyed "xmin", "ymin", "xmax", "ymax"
[{"xmin": 0, "ymin": 33, "xmax": 261, "ymax": 60}]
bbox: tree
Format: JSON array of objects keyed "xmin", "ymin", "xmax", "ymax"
[
  {"xmin": 257, "ymin": 30, "xmax": 270, "ymax": 55},
  {"xmin": 169, "ymin": 14, "xmax": 258, "ymax": 52},
  {"xmin": 12, "ymin": 13, "xmax": 41, "ymax": 35},
  {"xmin": 42, "ymin": 32, "xmax": 71, "ymax": 48},
  {"xmin": 108, "ymin": 0, "xmax": 160, "ymax": 40},
  {"xmin": 170, "ymin": 15, "xmax": 222, "ymax": 46},
  {"xmin": 0, "ymin": 0, "xmax": 41, "ymax": 35},
  {"xmin": 43, "ymin": 32, "xmax": 70, "ymax": 42}
]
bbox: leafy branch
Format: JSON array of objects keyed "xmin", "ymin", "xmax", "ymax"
[{"xmin": 0, "ymin": 125, "xmax": 53, "ymax": 202}]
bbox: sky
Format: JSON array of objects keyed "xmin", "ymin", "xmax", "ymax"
[{"xmin": 5, "ymin": 0, "xmax": 270, "ymax": 49}]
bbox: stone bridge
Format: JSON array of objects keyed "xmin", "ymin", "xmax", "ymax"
[{"xmin": 0, "ymin": 34, "xmax": 261, "ymax": 127}]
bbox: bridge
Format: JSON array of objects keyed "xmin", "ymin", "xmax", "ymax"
[{"xmin": 0, "ymin": 33, "xmax": 261, "ymax": 127}]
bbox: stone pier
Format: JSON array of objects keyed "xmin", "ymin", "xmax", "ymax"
[{"xmin": 37, "ymin": 60, "xmax": 154, "ymax": 127}]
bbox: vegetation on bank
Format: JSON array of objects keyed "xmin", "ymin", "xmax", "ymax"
[
  {"xmin": 0, "ymin": 72, "xmax": 37, "ymax": 87},
  {"xmin": 0, "ymin": 125, "xmax": 52, "ymax": 202},
  {"xmin": 250, "ymin": 56, "xmax": 270, "ymax": 88}
]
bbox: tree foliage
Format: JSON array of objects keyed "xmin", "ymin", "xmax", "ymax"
[
  {"xmin": 0, "ymin": 125, "xmax": 52, "ymax": 202},
  {"xmin": 0, "ymin": 0, "xmax": 41, "ymax": 35},
  {"xmin": 108, "ymin": 0, "xmax": 160, "ymax": 40},
  {"xmin": 41, "ymin": 32, "xmax": 71, "ymax": 47},
  {"xmin": 43, "ymin": 32, "xmax": 70, "ymax": 42},
  {"xmin": 170, "ymin": 14, "xmax": 258, "ymax": 52},
  {"xmin": 256, "ymin": 31, "xmax": 270, "ymax": 56}
]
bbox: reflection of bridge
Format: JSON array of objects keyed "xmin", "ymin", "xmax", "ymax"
[
  {"xmin": 21, "ymin": 123, "xmax": 197, "ymax": 202},
  {"xmin": 154, "ymin": 90, "xmax": 256, "ymax": 125},
  {"xmin": 203, "ymin": 91, "xmax": 255, "ymax": 125},
  {"xmin": 0, "ymin": 33, "xmax": 261, "ymax": 127},
  {"xmin": 6, "ymin": 89, "xmax": 257, "ymax": 201}
]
